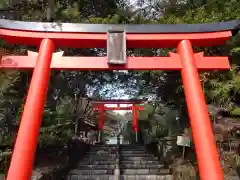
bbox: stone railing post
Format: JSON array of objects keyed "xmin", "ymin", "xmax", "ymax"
[{"xmin": 114, "ymin": 144, "xmax": 120, "ymax": 180}]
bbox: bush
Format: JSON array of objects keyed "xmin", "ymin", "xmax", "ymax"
[{"xmin": 0, "ymin": 150, "xmax": 11, "ymax": 173}]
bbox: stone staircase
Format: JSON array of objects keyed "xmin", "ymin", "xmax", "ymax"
[
  {"xmin": 67, "ymin": 144, "xmax": 172, "ymax": 180},
  {"xmin": 119, "ymin": 144, "xmax": 172, "ymax": 180},
  {"xmin": 67, "ymin": 144, "xmax": 117, "ymax": 180}
]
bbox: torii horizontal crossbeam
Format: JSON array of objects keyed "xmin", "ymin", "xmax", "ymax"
[
  {"xmin": 0, "ymin": 52, "xmax": 230, "ymax": 70},
  {"xmin": 0, "ymin": 29, "xmax": 232, "ymax": 48},
  {"xmin": 93, "ymin": 106, "xmax": 144, "ymax": 111},
  {"xmin": 0, "ymin": 19, "xmax": 239, "ymax": 33},
  {"xmin": 90, "ymin": 99, "xmax": 145, "ymax": 104}
]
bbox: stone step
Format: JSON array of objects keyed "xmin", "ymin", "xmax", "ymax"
[
  {"xmin": 120, "ymin": 169, "xmax": 170, "ymax": 175},
  {"xmin": 120, "ymin": 144, "xmax": 145, "ymax": 146},
  {"xmin": 85, "ymin": 153, "xmax": 154, "ymax": 157},
  {"xmin": 67, "ymin": 174, "xmax": 115, "ymax": 180},
  {"xmin": 120, "ymin": 147, "xmax": 145, "ymax": 150},
  {"xmin": 93, "ymin": 144, "xmax": 117, "ymax": 147},
  {"xmin": 90, "ymin": 145, "xmax": 117, "ymax": 147},
  {"xmin": 120, "ymin": 153, "xmax": 155, "ymax": 157},
  {"xmin": 120, "ymin": 149, "xmax": 146, "ymax": 152},
  {"xmin": 78, "ymin": 160, "xmax": 116, "ymax": 165},
  {"xmin": 84, "ymin": 155, "xmax": 117, "ymax": 158},
  {"xmin": 90, "ymin": 147, "xmax": 118, "ymax": 150},
  {"xmin": 67, "ymin": 174, "xmax": 173, "ymax": 180},
  {"xmin": 82, "ymin": 156, "xmax": 116, "ymax": 161},
  {"xmin": 86, "ymin": 151, "xmax": 117, "ymax": 156},
  {"xmin": 89, "ymin": 147, "xmax": 117, "ymax": 149},
  {"xmin": 77, "ymin": 164, "xmax": 116, "ymax": 170},
  {"xmin": 119, "ymin": 150, "xmax": 147, "ymax": 154},
  {"xmin": 88, "ymin": 149, "xmax": 118, "ymax": 153},
  {"xmin": 120, "ymin": 157, "xmax": 158, "ymax": 161},
  {"xmin": 88, "ymin": 150, "xmax": 117, "ymax": 154},
  {"xmin": 84, "ymin": 154, "xmax": 117, "ymax": 157},
  {"xmin": 120, "ymin": 145, "xmax": 145, "ymax": 148},
  {"xmin": 120, "ymin": 164, "xmax": 164, "ymax": 169},
  {"xmin": 84, "ymin": 152, "xmax": 117, "ymax": 156},
  {"xmin": 89, "ymin": 146, "xmax": 117, "ymax": 149},
  {"xmin": 120, "ymin": 160, "xmax": 160, "ymax": 165},
  {"xmin": 120, "ymin": 175, "xmax": 173, "ymax": 180},
  {"xmin": 69, "ymin": 169, "xmax": 114, "ymax": 175},
  {"xmin": 80, "ymin": 157, "xmax": 116, "ymax": 161},
  {"xmin": 120, "ymin": 145, "xmax": 145, "ymax": 147}
]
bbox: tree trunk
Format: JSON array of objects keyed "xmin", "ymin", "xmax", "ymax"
[{"xmin": 47, "ymin": 0, "xmax": 55, "ymax": 21}]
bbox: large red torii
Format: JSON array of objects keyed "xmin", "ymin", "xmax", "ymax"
[
  {"xmin": 0, "ymin": 18, "xmax": 239, "ymax": 180},
  {"xmin": 91, "ymin": 99, "xmax": 145, "ymax": 143}
]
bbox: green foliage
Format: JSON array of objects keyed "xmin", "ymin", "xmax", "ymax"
[
  {"xmin": 38, "ymin": 123, "xmax": 73, "ymax": 148},
  {"xmin": 230, "ymin": 107, "xmax": 240, "ymax": 117},
  {"xmin": 130, "ymin": 0, "xmax": 240, "ymax": 143},
  {"xmin": 0, "ymin": 151, "xmax": 11, "ymax": 173},
  {"xmin": 138, "ymin": 104, "xmax": 156, "ymax": 121},
  {"xmin": 232, "ymin": 47, "xmax": 240, "ymax": 53}
]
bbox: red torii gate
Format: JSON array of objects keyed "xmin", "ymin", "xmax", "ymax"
[
  {"xmin": 0, "ymin": 18, "xmax": 239, "ymax": 180},
  {"xmin": 91, "ymin": 99, "xmax": 145, "ymax": 143}
]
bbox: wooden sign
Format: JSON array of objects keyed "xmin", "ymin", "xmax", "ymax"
[{"xmin": 177, "ymin": 136, "xmax": 191, "ymax": 147}]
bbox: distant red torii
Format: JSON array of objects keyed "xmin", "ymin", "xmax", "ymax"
[{"xmin": 91, "ymin": 99, "xmax": 145, "ymax": 142}]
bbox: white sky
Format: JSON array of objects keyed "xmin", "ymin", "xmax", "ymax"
[{"xmin": 105, "ymin": 102, "xmax": 132, "ymax": 115}]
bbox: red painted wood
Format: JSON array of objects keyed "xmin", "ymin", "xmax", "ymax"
[
  {"xmin": 93, "ymin": 106, "xmax": 144, "ymax": 111},
  {"xmin": 178, "ymin": 40, "xmax": 223, "ymax": 180},
  {"xmin": 90, "ymin": 99, "xmax": 145, "ymax": 104},
  {"xmin": 132, "ymin": 104, "xmax": 138, "ymax": 132},
  {"xmin": 6, "ymin": 39, "xmax": 55, "ymax": 180},
  {"xmin": 0, "ymin": 28, "xmax": 231, "ymax": 48},
  {"xmin": 0, "ymin": 55, "xmax": 230, "ymax": 70},
  {"xmin": 98, "ymin": 105, "xmax": 105, "ymax": 131}
]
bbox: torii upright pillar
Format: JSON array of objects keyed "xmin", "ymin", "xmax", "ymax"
[
  {"xmin": 98, "ymin": 105, "xmax": 105, "ymax": 143},
  {"xmin": 7, "ymin": 39, "xmax": 55, "ymax": 180},
  {"xmin": 178, "ymin": 40, "xmax": 222, "ymax": 179},
  {"xmin": 132, "ymin": 104, "xmax": 139, "ymax": 143}
]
